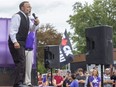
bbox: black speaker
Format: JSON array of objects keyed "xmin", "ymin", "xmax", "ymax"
[
  {"xmin": 44, "ymin": 45, "xmax": 60, "ymax": 69},
  {"xmin": 85, "ymin": 25, "xmax": 113, "ymax": 64}
]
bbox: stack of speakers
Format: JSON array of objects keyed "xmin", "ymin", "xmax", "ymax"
[{"xmin": 85, "ymin": 25, "xmax": 113, "ymax": 65}]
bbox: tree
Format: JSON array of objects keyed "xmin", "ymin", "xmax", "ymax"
[
  {"xmin": 67, "ymin": 0, "xmax": 116, "ymax": 54},
  {"xmin": 36, "ymin": 23, "xmax": 62, "ymax": 73}
]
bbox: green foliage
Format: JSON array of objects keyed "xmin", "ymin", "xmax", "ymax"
[
  {"xmin": 37, "ymin": 61, "xmax": 47, "ymax": 73},
  {"xmin": 67, "ymin": 0, "xmax": 116, "ymax": 54}
]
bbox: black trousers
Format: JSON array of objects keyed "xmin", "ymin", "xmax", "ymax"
[{"xmin": 8, "ymin": 43, "xmax": 26, "ymax": 85}]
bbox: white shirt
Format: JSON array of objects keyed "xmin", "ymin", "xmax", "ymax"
[{"xmin": 9, "ymin": 11, "xmax": 39, "ymax": 43}]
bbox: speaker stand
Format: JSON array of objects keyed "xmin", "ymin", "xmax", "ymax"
[
  {"xmin": 101, "ymin": 64, "xmax": 104, "ymax": 87},
  {"xmin": 49, "ymin": 68, "xmax": 53, "ymax": 86}
]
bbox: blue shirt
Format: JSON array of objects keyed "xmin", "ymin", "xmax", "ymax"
[
  {"xmin": 70, "ymin": 80, "xmax": 79, "ymax": 87},
  {"xmin": 89, "ymin": 76, "xmax": 101, "ymax": 87},
  {"xmin": 25, "ymin": 32, "xmax": 34, "ymax": 49}
]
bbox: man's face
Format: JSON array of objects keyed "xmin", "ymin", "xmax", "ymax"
[
  {"xmin": 78, "ymin": 71, "xmax": 83, "ymax": 75},
  {"xmin": 21, "ymin": 2, "xmax": 31, "ymax": 16},
  {"xmin": 105, "ymin": 70, "xmax": 110, "ymax": 75}
]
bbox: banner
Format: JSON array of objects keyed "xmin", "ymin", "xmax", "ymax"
[
  {"xmin": 0, "ymin": 18, "xmax": 36, "ymax": 68},
  {"xmin": 60, "ymin": 30, "xmax": 74, "ymax": 67}
]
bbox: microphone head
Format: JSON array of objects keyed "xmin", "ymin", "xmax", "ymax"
[
  {"xmin": 32, "ymin": 13, "xmax": 35, "ymax": 17},
  {"xmin": 32, "ymin": 13, "xmax": 37, "ymax": 19}
]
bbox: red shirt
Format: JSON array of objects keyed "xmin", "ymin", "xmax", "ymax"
[
  {"xmin": 38, "ymin": 77, "xmax": 43, "ymax": 85},
  {"xmin": 54, "ymin": 75, "xmax": 63, "ymax": 87}
]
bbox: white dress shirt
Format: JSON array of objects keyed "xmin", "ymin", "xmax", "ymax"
[{"xmin": 9, "ymin": 11, "xmax": 39, "ymax": 43}]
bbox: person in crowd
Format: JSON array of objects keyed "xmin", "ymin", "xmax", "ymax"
[
  {"xmin": 24, "ymin": 31, "xmax": 35, "ymax": 87},
  {"xmin": 76, "ymin": 68, "xmax": 86, "ymax": 87},
  {"xmin": 63, "ymin": 71, "xmax": 72, "ymax": 87},
  {"xmin": 111, "ymin": 69, "xmax": 116, "ymax": 87},
  {"xmin": 93, "ymin": 66, "xmax": 98, "ymax": 70},
  {"xmin": 8, "ymin": 1, "xmax": 39, "ymax": 87},
  {"xmin": 40, "ymin": 74, "xmax": 47, "ymax": 87},
  {"xmin": 70, "ymin": 74, "xmax": 79, "ymax": 87},
  {"xmin": 45, "ymin": 72, "xmax": 56, "ymax": 86},
  {"xmin": 85, "ymin": 69, "xmax": 94, "ymax": 87},
  {"xmin": 103, "ymin": 68, "xmax": 114, "ymax": 87},
  {"xmin": 66, "ymin": 75, "xmax": 72, "ymax": 87},
  {"xmin": 89, "ymin": 69, "xmax": 101, "ymax": 87},
  {"xmin": 38, "ymin": 72, "xmax": 43, "ymax": 86},
  {"xmin": 54, "ymin": 69, "xmax": 64, "ymax": 87},
  {"xmin": 45, "ymin": 72, "xmax": 52, "ymax": 86}
]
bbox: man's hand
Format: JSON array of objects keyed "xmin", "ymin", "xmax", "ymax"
[
  {"xmin": 34, "ymin": 18, "xmax": 39, "ymax": 26},
  {"xmin": 14, "ymin": 42, "xmax": 20, "ymax": 49}
]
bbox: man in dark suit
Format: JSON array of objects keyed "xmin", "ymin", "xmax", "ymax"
[{"xmin": 8, "ymin": 1, "xmax": 39, "ymax": 87}]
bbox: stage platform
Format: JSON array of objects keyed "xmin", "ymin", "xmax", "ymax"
[
  {"xmin": 0, "ymin": 68, "xmax": 38, "ymax": 86},
  {"xmin": 0, "ymin": 86, "xmax": 40, "ymax": 87},
  {"xmin": 0, "ymin": 86, "xmax": 39, "ymax": 87}
]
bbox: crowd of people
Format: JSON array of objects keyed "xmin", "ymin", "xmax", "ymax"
[{"xmin": 37, "ymin": 67, "xmax": 116, "ymax": 87}]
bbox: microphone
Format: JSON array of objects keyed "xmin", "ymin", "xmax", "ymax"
[{"xmin": 32, "ymin": 13, "xmax": 38, "ymax": 19}]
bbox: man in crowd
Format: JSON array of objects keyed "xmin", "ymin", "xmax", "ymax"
[
  {"xmin": 103, "ymin": 68, "xmax": 114, "ymax": 87},
  {"xmin": 76, "ymin": 68, "xmax": 86, "ymax": 87},
  {"xmin": 54, "ymin": 69, "xmax": 64, "ymax": 87}
]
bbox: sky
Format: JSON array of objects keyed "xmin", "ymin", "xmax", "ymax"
[{"xmin": 0, "ymin": 0, "xmax": 93, "ymax": 33}]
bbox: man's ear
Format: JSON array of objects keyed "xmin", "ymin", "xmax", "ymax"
[{"xmin": 21, "ymin": 6, "xmax": 24, "ymax": 11}]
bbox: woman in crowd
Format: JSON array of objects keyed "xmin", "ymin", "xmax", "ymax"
[
  {"xmin": 89, "ymin": 69, "xmax": 101, "ymax": 87},
  {"xmin": 45, "ymin": 72, "xmax": 52, "ymax": 86},
  {"xmin": 43, "ymin": 72, "xmax": 57, "ymax": 87}
]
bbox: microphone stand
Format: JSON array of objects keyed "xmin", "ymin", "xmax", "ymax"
[{"xmin": 49, "ymin": 68, "xmax": 54, "ymax": 86}]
